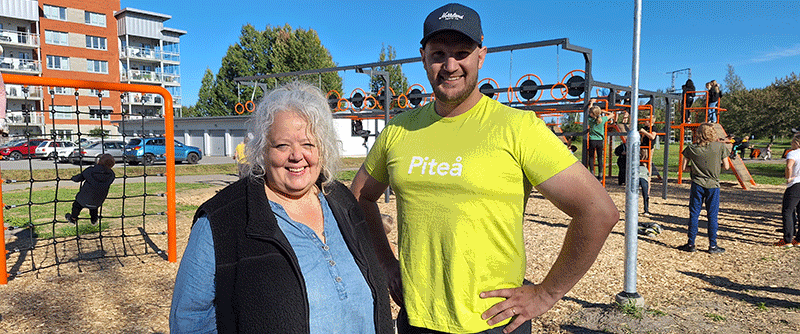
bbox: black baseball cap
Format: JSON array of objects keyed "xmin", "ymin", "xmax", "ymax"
[{"xmin": 421, "ymin": 3, "xmax": 483, "ymax": 47}]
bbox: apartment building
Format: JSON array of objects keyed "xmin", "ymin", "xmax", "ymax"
[
  {"xmin": 116, "ymin": 8, "xmax": 185, "ymax": 120},
  {"xmin": 0, "ymin": 0, "xmax": 42, "ymax": 137},
  {"xmin": 0, "ymin": 0, "xmax": 184, "ymax": 140}
]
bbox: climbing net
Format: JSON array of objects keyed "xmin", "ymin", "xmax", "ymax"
[{"xmin": 1, "ymin": 76, "xmax": 179, "ymax": 284}]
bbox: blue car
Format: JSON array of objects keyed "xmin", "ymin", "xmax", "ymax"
[{"xmin": 123, "ymin": 137, "xmax": 202, "ymax": 166}]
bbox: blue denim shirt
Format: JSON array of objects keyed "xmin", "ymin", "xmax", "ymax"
[{"xmin": 169, "ymin": 193, "xmax": 376, "ymax": 333}]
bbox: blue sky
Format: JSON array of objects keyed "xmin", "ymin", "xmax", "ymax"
[{"xmin": 122, "ymin": 1, "xmax": 800, "ymax": 107}]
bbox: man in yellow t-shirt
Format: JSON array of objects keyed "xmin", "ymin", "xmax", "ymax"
[
  {"xmin": 234, "ymin": 135, "xmax": 249, "ymax": 178},
  {"xmin": 350, "ymin": 3, "xmax": 619, "ymax": 333}
]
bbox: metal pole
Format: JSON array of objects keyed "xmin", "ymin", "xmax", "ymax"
[{"xmin": 617, "ymin": 0, "xmax": 645, "ymax": 307}]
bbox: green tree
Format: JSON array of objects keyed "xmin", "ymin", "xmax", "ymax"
[
  {"xmin": 212, "ymin": 24, "xmax": 342, "ymax": 115},
  {"xmin": 195, "ymin": 68, "xmax": 222, "ymax": 116},
  {"xmin": 724, "ymin": 64, "xmax": 746, "ymax": 93},
  {"xmin": 720, "ymin": 72, "xmax": 799, "ymax": 139},
  {"xmin": 368, "ymin": 44, "xmax": 409, "ymax": 110}
]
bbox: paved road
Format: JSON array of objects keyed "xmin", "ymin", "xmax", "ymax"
[
  {"xmin": 0, "ymin": 155, "xmax": 235, "ymax": 170},
  {"xmin": 0, "ymin": 156, "xmax": 238, "ymax": 191}
]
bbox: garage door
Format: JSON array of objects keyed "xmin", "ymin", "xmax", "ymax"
[
  {"xmin": 208, "ymin": 130, "xmax": 226, "ymax": 156},
  {"xmin": 229, "ymin": 130, "xmax": 246, "ymax": 155},
  {"xmin": 188, "ymin": 130, "xmax": 204, "ymax": 151}
]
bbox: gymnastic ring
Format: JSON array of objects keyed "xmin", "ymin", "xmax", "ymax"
[
  {"xmin": 337, "ymin": 97, "xmax": 350, "ymax": 112},
  {"xmin": 234, "ymin": 103, "xmax": 245, "ymax": 115},
  {"xmin": 364, "ymin": 95, "xmax": 378, "ymax": 110},
  {"xmin": 245, "ymin": 100, "xmax": 255, "ymax": 113},
  {"xmin": 397, "ymin": 94, "xmax": 409, "ymax": 109},
  {"xmin": 550, "ymin": 82, "xmax": 569, "ymax": 101}
]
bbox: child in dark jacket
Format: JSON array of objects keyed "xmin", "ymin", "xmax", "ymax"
[{"xmin": 66, "ymin": 153, "xmax": 115, "ymax": 225}]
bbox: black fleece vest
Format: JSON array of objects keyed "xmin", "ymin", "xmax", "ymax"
[{"xmin": 193, "ymin": 177, "xmax": 393, "ymax": 333}]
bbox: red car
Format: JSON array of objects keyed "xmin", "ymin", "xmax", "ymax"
[{"xmin": 0, "ymin": 139, "xmax": 47, "ymax": 160}]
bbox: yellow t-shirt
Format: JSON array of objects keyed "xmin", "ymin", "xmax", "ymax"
[
  {"xmin": 235, "ymin": 142, "xmax": 246, "ymax": 164},
  {"xmin": 364, "ymin": 96, "xmax": 576, "ymax": 332}
]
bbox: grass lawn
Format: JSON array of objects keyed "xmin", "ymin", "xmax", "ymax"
[{"xmin": 3, "ymin": 182, "xmax": 212, "ymax": 239}]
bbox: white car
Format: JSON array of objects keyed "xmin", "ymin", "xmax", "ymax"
[{"xmin": 34, "ymin": 140, "xmax": 77, "ymax": 161}]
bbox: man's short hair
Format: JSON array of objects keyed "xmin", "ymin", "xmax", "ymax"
[{"xmin": 421, "ymin": 3, "xmax": 483, "ymax": 48}]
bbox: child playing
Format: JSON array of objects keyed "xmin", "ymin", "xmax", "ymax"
[
  {"xmin": 679, "ymin": 123, "xmax": 730, "ymax": 254},
  {"xmin": 66, "ymin": 153, "xmax": 116, "ymax": 225},
  {"xmin": 639, "ymin": 163, "xmax": 652, "ymax": 216},
  {"xmin": 763, "ymin": 143, "xmax": 773, "ymax": 160}
]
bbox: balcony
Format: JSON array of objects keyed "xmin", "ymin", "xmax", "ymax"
[
  {"xmin": 162, "ymin": 73, "xmax": 180, "ymax": 85},
  {"xmin": 0, "ymin": 29, "xmax": 39, "ymax": 49},
  {"xmin": 121, "ymin": 70, "xmax": 162, "ymax": 84},
  {"xmin": 5, "ymin": 84, "xmax": 42, "ymax": 100},
  {"xmin": 6, "ymin": 111, "xmax": 45, "ymax": 126},
  {"xmin": 123, "ymin": 93, "xmax": 164, "ymax": 106},
  {"xmin": 120, "ymin": 46, "xmax": 181, "ymax": 63},
  {"xmin": 0, "ymin": 58, "xmax": 41, "ymax": 74}
]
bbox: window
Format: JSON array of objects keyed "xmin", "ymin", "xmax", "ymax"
[
  {"xmin": 89, "ymin": 108, "xmax": 111, "ymax": 120},
  {"xmin": 45, "ymin": 30, "xmax": 69, "ymax": 46},
  {"xmin": 85, "ymin": 36, "xmax": 106, "ymax": 50},
  {"xmin": 50, "ymin": 87, "xmax": 74, "ymax": 95},
  {"xmin": 53, "ymin": 130, "xmax": 73, "ymax": 141},
  {"xmin": 87, "ymin": 60, "xmax": 108, "ymax": 74},
  {"xmin": 52, "ymin": 106, "xmax": 74, "ymax": 119},
  {"xmin": 84, "ymin": 11, "xmax": 106, "ymax": 27},
  {"xmin": 46, "ymin": 55, "xmax": 70, "ymax": 70},
  {"xmin": 43, "ymin": 5, "xmax": 67, "ymax": 20},
  {"xmin": 89, "ymin": 89, "xmax": 110, "ymax": 97}
]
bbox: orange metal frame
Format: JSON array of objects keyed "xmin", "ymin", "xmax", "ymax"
[{"xmin": 0, "ymin": 73, "xmax": 178, "ymax": 285}]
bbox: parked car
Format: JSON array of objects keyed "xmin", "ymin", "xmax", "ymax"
[
  {"xmin": 34, "ymin": 140, "xmax": 77, "ymax": 160},
  {"xmin": 0, "ymin": 139, "xmax": 47, "ymax": 160},
  {"xmin": 123, "ymin": 137, "xmax": 202, "ymax": 166},
  {"xmin": 69, "ymin": 141, "xmax": 126, "ymax": 165}
]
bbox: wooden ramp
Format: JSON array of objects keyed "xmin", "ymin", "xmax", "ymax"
[{"xmin": 711, "ymin": 123, "xmax": 757, "ymax": 189}]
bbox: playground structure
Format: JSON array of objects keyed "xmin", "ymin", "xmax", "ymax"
[
  {"xmin": 0, "ymin": 73, "xmax": 179, "ymax": 284},
  {"xmin": 234, "ymin": 38, "xmax": 747, "ymax": 197},
  {"xmin": 0, "ymin": 37, "xmax": 754, "ymax": 285}
]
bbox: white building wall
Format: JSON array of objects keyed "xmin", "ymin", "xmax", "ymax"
[
  {"xmin": 115, "ymin": 116, "xmax": 387, "ymax": 157},
  {"xmin": 1, "ymin": 0, "xmax": 39, "ymax": 21}
]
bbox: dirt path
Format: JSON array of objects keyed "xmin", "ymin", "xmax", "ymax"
[{"xmin": 1, "ymin": 178, "xmax": 798, "ymax": 333}]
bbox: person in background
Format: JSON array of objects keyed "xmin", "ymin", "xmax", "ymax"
[
  {"xmin": 681, "ymin": 79, "xmax": 696, "ymax": 123},
  {"xmin": 679, "ymin": 123, "xmax": 730, "ymax": 254},
  {"xmin": 170, "ymin": 82, "xmax": 392, "ymax": 333},
  {"xmin": 706, "ymin": 80, "xmax": 721, "ymax": 122},
  {"xmin": 638, "ymin": 162, "xmax": 652, "ymax": 216},
  {"xmin": 774, "ymin": 133, "xmax": 800, "ymax": 248},
  {"xmin": 639, "ymin": 120, "xmax": 662, "ymax": 181},
  {"xmin": 233, "ymin": 133, "xmax": 251, "ymax": 178},
  {"xmin": 587, "ymin": 98, "xmax": 615, "ymax": 179},
  {"xmin": 65, "ymin": 154, "xmax": 116, "ymax": 225},
  {"xmin": 350, "ymin": 4, "xmax": 619, "ymax": 333},
  {"xmin": 763, "ymin": 143, "xmax": 773, "ymax": 160},
  {"xmin": 614, "ymin": 142, "xmax": 626, "ymax": 186}
]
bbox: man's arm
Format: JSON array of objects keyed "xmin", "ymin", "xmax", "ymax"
[
  {"xmin": 350, "ymin": 165, "xmax": 403, "ymax": 306},
  {"xmin": 639, "ymin": 128, "xmax": 656, "ymax": 140},
  {"xmin": 786, "ymin": 159, "xmax": 795, "ymax": 183},
  {"xmin": 481, "ymin": 162, "xmax": 619, "ymax": 332},
  {"xmin": 681, "ymin": 155, "xmax": 689, "ymax": 172}
]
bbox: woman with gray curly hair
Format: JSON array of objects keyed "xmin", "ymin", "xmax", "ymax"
[{"xmin": 170, "ymin": 81, "xmax": 393, "ymax": 333}]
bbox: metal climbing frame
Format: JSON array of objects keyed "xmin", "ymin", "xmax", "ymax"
[{"xmin": 1, "ymin": 73, "xmax": 178, "ymax": 285}]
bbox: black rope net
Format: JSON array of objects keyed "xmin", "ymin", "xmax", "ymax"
[{"xmin": 3, "ymin": 87, "xmax": 170, "ymax": 281}]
